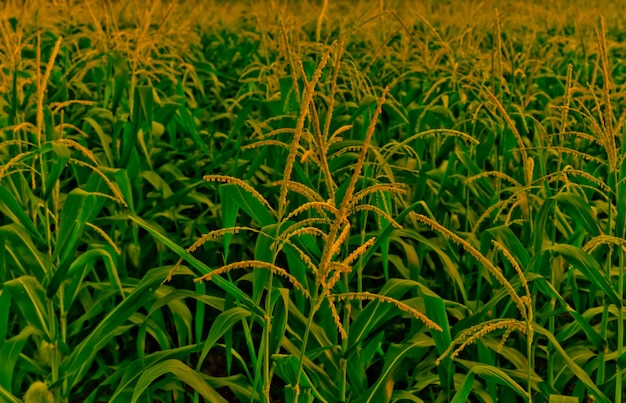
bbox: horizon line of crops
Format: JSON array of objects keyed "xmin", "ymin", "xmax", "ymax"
[{"xmin": 1, "ymin": 0, "xmax": 625, "ymax": 402}]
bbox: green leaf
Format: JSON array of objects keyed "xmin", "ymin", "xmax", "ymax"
[
  {"xmin": 219, "ymin": 183, "xmax": 275, "ymax": 228},
  {"xmin": 196, "ymin": 307, "xmax": 251, "ymax": 372},
  {"xmin": 65, "ymin": 247, "xmax": 123, "ymax": 300},
  {"xmin": 533, "ymin": 324, "xmax": 610, "ymax": 403},
  {"xmin": 533, "ymin": 193, "xmax": 601, "ymax": 254},
  {"xmin": 373, "ymin": 189, "xmax": 393, "ymax": 281},
  {"xmin": 175, "ymin": 96, "xmax": 210, "ymax": 158},
  {"xmin": 128, "ymin": 214, "xmax": 264, "ymax": 316},
  {"xmin": 534, "ymin": 244, "xmax": 620, "ymax": 306},
  {"xmin": 483, "ymin": 226, "xmax": 530, "ymax": 266},
  {"xmin": 551, "ymin": 192, "xmax": 601, "ymax": 237},
  {"xmin": 346, "ymin": 331, "xmax": 384, "ymax": 396},
  {"xmin": 284, "ymin": 385, "xmax": 314, "ymax": 403},
  {"xmin": 451, "ymin": 371, "xmax": 475, "ymax": 403},
  {"xmin": 61, "ymin": 266, "xmax": 172, "ymax": 391},
  {"xmin": 108, "ymin": 51, "xmax": 129, "ymax": 114},
  {"xmin": 347, "ymin": 297, "xmax": 396, "ymax": 353},
  {"xmin": 0, "ymin": 327, "xmax": 38, "ymax": 392},
  {"xmin": 421, "ymin": 287, "xmax": 453, "ymax": 391},
  {"xmin": 4, "ymin": 276, "xmax": 52, "ymax": 341},
  {"xmin": 420, "ymin": 288, "xmax": 451, "ymax": 351},
  {"xmin": 392, "ymin": 390, "xmax": 425, "ymax": 402},
  {"xmin": 43, "ymin": 142, "xmax": 71, "ymax": 200},
  {"xmin": 279, "ymin": 76, "xmax": 298, "ymax": 112},
  {"xmin": 83, "ymin": 116, "xmax": 114, "ymax": 166},
  {"xmin": 120, "ymin": 85, "xmax": 153, "ymax": 167},
  {"xmin": 273, "ymin": 355, "xmax": 322, "ymax": 399},
  {"xmin": 278, "ymin": 337, "xmax": 339, "ymax": 399},
  {"xmin": 283, "ymin": 242, "xmax": 313, "ymax": 308},
  {"xmin": 347, "ymin": 279, "xmax": 434, "ymax": 354},
  {"xmin": 0, "ymin": 186, "xmax": 46, "ymax": 246},
  {"xmin": 217, "ymin": 180, "xmax": 275, "ymax": 264},
  {"xmin": 140, "ymin": 171, "xmax": 173, "ymax": 199},
  {"xmin": 0, "ymin": 384, "xmax": 20, "ymax": 403},
  {"xmin": 131, "ymin": 359, "xmax": 227, "ymax": 403},
  {"xmin": 227, "ymin": 102, "xmax": 253, "ymax": 146},
  {"xmin": 269, "ymin": 288, "xmax": 289, "ymax": 356},
  {"xmin": 355, "ymin": 343, "xmax": 427, "ymax": 403},
  {"xmin": 0, "ymin": 224, "xmax": 48, "ymax": 281},
  {"xmin": 469, "ymin": 365, "xmax": 528, "ymax": 400},
  {"xmin": 532, "ymin": 276, "xmax": 606, "ymax": 350},
  {"xmin": 48, "ymin": 188, "xmax": 100, "ymax": 297},
  {"xmin": 195, "ymin": 281, "xmax": 207, "ymax": 348},
  {"xmin": 113, "ymin": 168, "xmax": 135, "ymax": 212},
  {"xmin": 203, "ymin": 374, "xmax": 255, "ymax": 402},
  {"xmin": 354, "ymin": 201, "xmax": 425, "ymax": 272},
  {"xmin": 252, "ymin": 224, "xmax": 277, "ymax": 302},
  {"xmin": 0, "ymin": 289, "xmax": 9, "ymax": 344},
  {"xmin": 135, "ymin": 86, "xmax": 154, "ymax": 129},
  {"xmin": 107, "ymin": 344, "xmax": 202, "ymax": 401},
  {"xmin": 218, "ymin": 184, "xmax": 240, "ymax": 262},
  {"xmin": 618, "ymin": 351, "xmax": 626, "ymax": 369}
]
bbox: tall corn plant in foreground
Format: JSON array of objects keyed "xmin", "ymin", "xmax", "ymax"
[{"xmin": 136, "ymin": 40, "xmax": 445, "ymax": 402}]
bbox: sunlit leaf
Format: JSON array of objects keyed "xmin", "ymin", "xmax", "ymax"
[{"xmin": 131, "ymin": 359, "xmax": 227, "ymax": 403}]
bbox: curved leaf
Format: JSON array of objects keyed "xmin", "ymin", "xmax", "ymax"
[
  {"xmin": 0, "ymin": 385, "xmax": 20, "ymax": 403},
  {"xmin": 61, "ymin": 266, "xmax": 172, "ymax": 392},
  {"xmin": 196, "ymin": 307, "xmax": 251, "ymax": 372},
  {"xmin": 355, "ymin": 342, "xmax": 429, "ymax": 403},
  {"xmin": 128, "ymin": 214, "xmax": 264, "ymax": 316},
  {"xmin": 4, "ymin": 276, "xmax": 51, "ymax": 341},
  {"xmin": 0, "ymin": 186, "xmax": 45, "ymax": 245},
  {"xmin": 533, "ymin": 324, "xmax": 610, "ymax": 403},
  {"xmin": 534, "ymin": 244, "xmax": 619, "ymax": 306},
  {"xmin": 131, "ymin": 359, "xmax": 227, "ymax": 403},
  {"xmin": 469, "ymin": 365, "xmax": 528, "ymax": 401}
]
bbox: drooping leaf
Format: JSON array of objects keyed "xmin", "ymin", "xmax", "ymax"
[
  {"xmin": 219, "ymin": 183, "xmax": 275, "ymax": 228},
  {"xmin": 128, "ymin": 214, "xmax": 263, "ymax": 316},
  {"xmin": 61, "ymin": 266, "xmax": 172, "ymax": 391},
  {"xmin": 468, "ymin": 365, "xmax": 528, "ymax": 401},
  {"xmin": 532, "ymin": 244, "xmax": 619, "ymax": 306},
  {"xmin": 532, "ymin": 275, "xmax": 605, "ymax": 350},
  {"xmin": 0, "ymin": 327, "xmax": 38, "ymax": 392},
  {"xmin": 131, "ymin": 359, "xmax": 227, "ymax": 403},
  {"xmin": 48, "ymin": 188, "xmax": 100, "ymax": 297},
  {"xmin": 4, "ymin": 276, "xmax": 52, "ymax": 341},
  {"xmin": 533, "ymin": 324, "xmax": 610, "ymax": 403},
  {"xmin": 0, "ymin": 385, "xmax": 20, "ymax": 403},
  {"xmin": 43, "ymin": 142, "xmax": 71, "ymax": 200},
  {"xmin": 355, "ymin": 342, "xmax": 429, "ymax": 403},
  {"xmin": 0, "ymin": 224, "xmax": 49, "ymax": 281},
  {"xmin": 196, "ymin": 307, "xmax": 251, "ymax": 372},
  {"xmin": 551, "ymin": 192, "xmax": 601, "ymax": 237},
  {"xmin": 0, "ymin": 186, "xmax": 46, "ymax": 246}
]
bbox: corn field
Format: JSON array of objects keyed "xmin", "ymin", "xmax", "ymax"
[{"xmin": 1, "ymin": 0, "xmax": 625, "ymax": 402}]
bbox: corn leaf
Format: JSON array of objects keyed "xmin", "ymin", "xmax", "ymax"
[{"xmin": 131, "ymin": 359, "xmax": 227, "ymax": 403}]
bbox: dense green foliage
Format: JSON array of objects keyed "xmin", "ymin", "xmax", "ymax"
[{"xmin": 1, "ymin": 0, "xmax": 625, "ymax": 401}]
